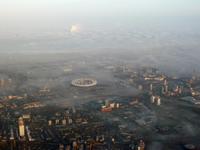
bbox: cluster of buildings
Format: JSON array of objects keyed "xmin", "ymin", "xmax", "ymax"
[
  {"xmin": 23, "ymin": 102, "xmax": 45, "ymax": 109},
  {"xmin": 0, "ymin": 91, "xmax": 150, "ymax": 150},
  {"xmin": 150, "ymin": 95, "xmax": 161, "ymax": 106},
  {"xmin": 1, "ymin": 65, "xmax": 200, "ymax": 150},
  {"xmin": 160, "ymin": 80, "xmax": 183, "ymax": 97},
  {"xmin": 101, "ymin": 100, "xmax": 120, "ymax": 112},
  {"xmin": 4, "ymin": 106, "xmax": 147, "ymax": 150},
  {"xmin": 0, "ymin": 78, "xmax": 12, "ymax": 88}
]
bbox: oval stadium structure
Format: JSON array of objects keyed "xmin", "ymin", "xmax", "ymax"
[{"xmin": 71, "ymin": 78, "xmax": 97, "ymax": 87}]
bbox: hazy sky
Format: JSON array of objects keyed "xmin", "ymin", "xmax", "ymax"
[
  {"xmin": 1, "ymin": 0, "xmax": 200, "ymax": 18},
  {"xmin": 0, "ymin": 0, "xmax": 200, "ymax": 53},
  {"xmin": 0, "ymin": 0, "xmax": 199, "ymax": 32},
  {"xmin": 0, "ymin": 0, "xmax": 200, "ymax": 74}
]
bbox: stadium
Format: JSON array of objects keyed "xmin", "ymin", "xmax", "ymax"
[{"xmin": 71, "ymin": 78, "xmax": 97, "ymax": 87}]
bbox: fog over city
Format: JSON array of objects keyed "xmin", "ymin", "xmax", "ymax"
[
  {"xmin": 0, "ymin": 0, "xmax": 200, "ymax": 75},
  {"xmin": 0, "ymin": 1, "xmax": 200, "ymax": 150}
]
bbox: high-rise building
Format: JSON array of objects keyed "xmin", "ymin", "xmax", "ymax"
[
  {"xmin": 151, "ymin": 96, "xmax": 155, "ymax": 103},
  {"xmin": 179, "ymin": 86, "xmax": 182, "ymax": 94},
  {"xmin": 151, "ymin": 95, "xmax": 161, "ymax": 105},
  {"xmin": 55, "ymin": 119, "xmax": 59, "ymax": 125},
  {"xmin": 138, "ymin": 140, "xmax": 145, "ymax": 150},
  {"xmin": 156, "ymin": 97, "xmax": 161, "ymax": 106},
  {"xmin": 165, "ymin": 85, "xmax": 168, "ymax": 93},
  {"xmin": 18, "ymin": 117, "xmax": 25, "ymax": 138},
  {"xmin": 150, "ymin": 84, "xmax": 153, "ymax": 91},
  {"xmin": 162, "ymin": 86, "xmax": 165, "ymax": 94},
  {"xmin": 62, "ymin": 119, "xmax": 67, "ymax": 125},
  {"xmin": 48, "ymin": 120, "xmax": 52, "ymax": 126},
  {"xmin": 164, "ymin": 79, "xmax": 168, "ymax": 86},
  {"xmin": 68, "ymin": 118, "xmax": 73, "ymax": 124},
  {"xmin": 105, "ymin": 100, "xmax": 110, "ymax": 107}
]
